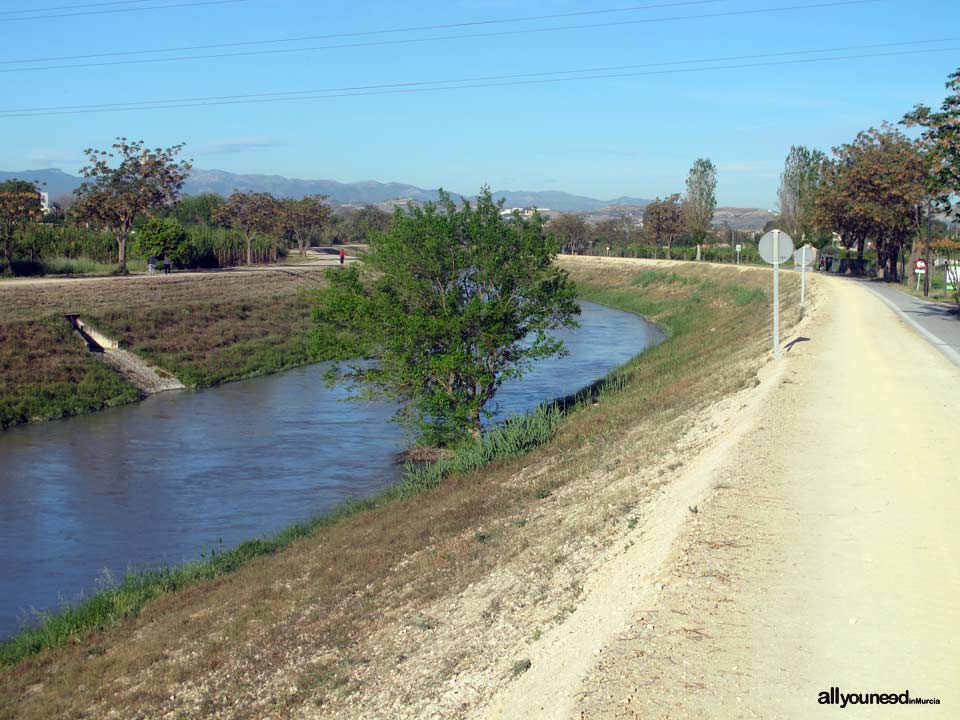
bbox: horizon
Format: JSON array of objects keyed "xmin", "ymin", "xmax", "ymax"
[{"xmin": 2, "ymin": 1, "xmax": 958, "ymax": 207}]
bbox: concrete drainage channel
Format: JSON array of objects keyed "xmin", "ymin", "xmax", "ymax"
[{"xmin": 65, "ymin": 314, "xmax": 185, "ymax": 394}]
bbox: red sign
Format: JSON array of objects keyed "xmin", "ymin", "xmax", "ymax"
[{"xmin": 915, "ymin": 259, "xmax": 927, "ymax": 271}]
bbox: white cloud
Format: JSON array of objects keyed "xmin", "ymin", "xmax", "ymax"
[{"xmin": 196, "ymin": 137, "xmax": 282, "ymax": 155}]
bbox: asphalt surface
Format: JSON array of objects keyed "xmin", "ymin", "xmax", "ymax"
[{"xmin": 862, "ymin": 278, "xmax": 960, "ymax": 367}]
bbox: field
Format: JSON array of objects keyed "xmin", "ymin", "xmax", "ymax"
[
  {"xmin": 0, "ymin": 258, "xmax": 803, "ymax": 719},
  {"xmin": 0, "ymin": 269, "xmax": 326, "ymax": 428}
]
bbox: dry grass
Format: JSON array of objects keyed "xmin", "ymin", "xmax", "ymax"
[
  {"xmin": 0, "ymin": 258, "xmax": 802, "ymax": 719},
  {"xmin": 0, "ymin": 270, "xmax": 326, "ymax": 427}
]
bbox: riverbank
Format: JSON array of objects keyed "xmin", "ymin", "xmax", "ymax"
[
  {"xmin": 0, "ymin": 258, "xmax": 804, "ymax": 720},
  {"xmin": 0, "ymin": 268, "xmax": 328, "ymax": 429}
]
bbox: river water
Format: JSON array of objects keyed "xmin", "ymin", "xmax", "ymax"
[{"xmin": 0, "ymin": 301, "xmax": 661, "ymax": 639}]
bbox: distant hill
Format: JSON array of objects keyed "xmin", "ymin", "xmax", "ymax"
[
  {"xmin": 0, "ymin": 167, "xmax": 652, "ymax": 213},
  {"xmin": 712, "ymin": 207, "xmax": 777, "ymax": 232}
]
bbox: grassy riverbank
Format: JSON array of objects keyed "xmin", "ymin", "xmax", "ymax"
[
  {"xmin": 0, "ymin": 258, "xmax": 802, "ymax": 720},
  {"xmin": 0, "ymin": 269, "xmax": 326, "ymax": 429}
]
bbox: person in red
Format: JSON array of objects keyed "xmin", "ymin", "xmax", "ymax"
[{"xmin": 339, "ymin": 248, "xmax": 346, "ymax": 265}]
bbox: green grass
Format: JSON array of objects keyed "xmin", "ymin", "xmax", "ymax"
[{"xmin": 0, "ymin": 317, "xmax": 142, "ymax": 430}]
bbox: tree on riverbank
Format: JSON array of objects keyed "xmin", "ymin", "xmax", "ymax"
[
  {"xmin": 313, "ymin": 187, "xmax": 580, "ymax": 444},
  {"xmin": 643, "ymin": 194, "xmax": 684, "ymax": 258},
  {"xmin": 72, "ymin": 139, "xmax": 191, "ymax": 274}
]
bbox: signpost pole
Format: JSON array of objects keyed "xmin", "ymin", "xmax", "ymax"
[
  {"xmin": 773, "ymin": 230, "xmax": 780, "ymax": 359},
  {"xmin": 801, "ymin": 254, "xmax": 806, "ymax": 307}
]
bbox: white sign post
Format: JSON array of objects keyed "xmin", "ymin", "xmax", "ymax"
[
  {"xmin": 735, "ymin": 243, "xmax": 742, "ymax": 265},
  {"xmin": 915, "ymin": 258, "xmax": 927, "ymax": 292},
  {"xmin": 758, "ymin": 229, "xmax": 795, "ymax": 359},
  {"xmin": 794, "ymin": 246, "xmax": 814, "ymax": 307}
]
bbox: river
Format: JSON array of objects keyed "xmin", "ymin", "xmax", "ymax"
[{"xmin": 0, "ymin": 301, "xmax": 662, "ymax": 639}]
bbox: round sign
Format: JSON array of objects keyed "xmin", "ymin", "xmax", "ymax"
[
  {"xmin": 915, "ymin": 259, "xmax": 927, "ymax": 270},
  {"xmin": 758, "ymin": 230, "xmax": 794, "ymax": 264},
  {"xmin": 794, "ymin": 246, "xmax": 814, "ymax": 268}
]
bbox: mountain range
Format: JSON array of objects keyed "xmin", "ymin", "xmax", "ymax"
[{"xmin": 0, "ymin": 168, "xmax": 650, "ymax": 213}]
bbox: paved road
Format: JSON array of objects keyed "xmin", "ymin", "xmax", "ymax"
[{"xmin": 863, "ymin": 280, "xmax": 960, "ymax": 366}]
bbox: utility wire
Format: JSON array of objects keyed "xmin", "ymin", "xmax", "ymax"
[
  {"xmin": 0, "ymin": 0, "xmax": 248, "ymax": 23},
  {"xmin": 3, "ymin": 38, "xmax": 952, "ymax": 114},
  {"xmin": 0, "ymin": 0, "xmax": 725, "ymax": 63},
  {"xmin": 1, "ymin": 0, "xmax": 181, "ymax": 15},
  {"xmin": 0, "ymin": 43, "xmax": 953, "ymax": 119},
  {"xmin": 0, "ymin": 0, "xmax": 882, "ymax": 72}
]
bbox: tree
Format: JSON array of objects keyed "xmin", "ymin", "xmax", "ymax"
[
  {"xmin": 683, "ymin": 158, "xmax": 717, "ymax": 247},
  {"xmin": 778, "ymin": 146, "xmax": 827, "ymax": 242},
  {"xmin": 313, "ymin": 187, "xmax": 580, "ymax": 443},
  {"xmin": 213, "ymin": 191, "xmax": 281, "ymax": 265},
  {"xmin": 549, "ymin": 213, "xmax": 592, "ymax": 254},
  {"xmin": 282, "ymin": 195, "xmax": 330, "ymax": 256},
  {"xmin": 72, "ymin": 138, "xmax": 191, "ymax": 273},
  {"xmin": 0, "ymin": 180, "xmax": 43, "ymax": 272},
  {"xmin": 815, "ymin": 125, "xmax": 925, "ymax": 280},
  {"xmin": 903, "ymin": 67, "xmax": 960, "ymax": 222},
  {"xmin": 136, "ymin": 216, "xmax": 195, "ymax": 267},
  {"xmin": 643, "ymin": 194, "xmax": 684, "ymax": 258}
]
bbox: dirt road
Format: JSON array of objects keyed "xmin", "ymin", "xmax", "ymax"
[{"xmin": 487, "ymin": 275, "xmax": 959, "ymax": 718}]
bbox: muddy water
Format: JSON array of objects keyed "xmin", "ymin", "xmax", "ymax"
[{"xmin": 0, "ymin": 301, "xmax": 662, "ymax": 638}]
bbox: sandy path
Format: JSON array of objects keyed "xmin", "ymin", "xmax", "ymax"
[{"xmin": 486, "ymin": 275, "xmax": 959, "ymax": 718}]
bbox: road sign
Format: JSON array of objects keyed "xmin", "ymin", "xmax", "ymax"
[
  {"xmin": 758, "ymin": 230, "xmax": 794, "ymax": 265},
  {"xmin": 915, "ymin": 259, "xmax": 927, "ymax": 272},
  {"xmin": 757, "ymin": 230, "xmax": 793, "ymax": 359},
  {"xmin": 794, "ymin": 245, "xmax": 813, "ymax": 307},
  {"xmin": 794, "ymin": 246, "xmax": 814, "ymax": 267}
]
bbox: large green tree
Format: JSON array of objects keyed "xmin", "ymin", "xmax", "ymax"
[
  {"xmin": 72, "ymin": 138, "xmax": 191, "ymax": 273},
  {"xmin": 313, "ymin": 188, "xmax": 580, "ymax": 443},
  {"xmin": 0, "ymin": 180, "xmax": 43, "ymax": 272}
]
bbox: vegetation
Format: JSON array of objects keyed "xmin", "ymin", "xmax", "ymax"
[
  {"xmin": 0, "ymin": 180, "xmax": 43, "ymax": 273},
  {"xmin": 72, "ymin": 139, "xmax": 191, "ymax": 273},
  {"xmin": 777, "ymin": 146, "xmax": 827, "ymax": 243},
  {"xmin": 682, "ymin": 157, "xmax": 717, "ymax": 246},
  {"xmin": 643, "ymin": 194, "xmax": 684, "ymax": 259},
  {"xmin": 314, "ymin": 188, "xmax": 579, "ymax": 443},
  {"xmin": 281, "ymin": 195, "xmax": 331, "ymax": 257},
  {"xmin": 212, "ymin": 190, "xmax": 283, "ymax": 265},
  {"xmin": 0, "ymin": 270, "xmax": 327, "ymax": 428}
]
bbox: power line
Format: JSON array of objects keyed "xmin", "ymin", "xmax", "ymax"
[
  {"xmin": 1, "ymin": 42, "xmax": 953, "ymax": 119},
  {"xmin": 0, "ymin": 0, "xmax": 249, "ymax": 23},
  {"xmin": 1, "ymin": 0, "xmax": 161, "ymax": 14},
  {"xmin": 0, "ymin": 0, "xmax": 725, "ymax": 63},
  {"xmin": 0, "ymin": 0, "xmax": 882, "ymax": 72},
  {"xmin": 3, "ymin": 38, "xmax": 952, "ymax": 114}
]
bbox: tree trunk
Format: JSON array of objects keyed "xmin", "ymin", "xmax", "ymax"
[
  {"xmin": 856, "ymin": 237, "xmax": 865, "ymax": 261},
  {"xmin": 887, "ymin": 244, "xmax": 899, "ymax": 283},
  {"xmin": 117, "ymin": 231, "xmax": 128, "ymax": 274},
  {"xmin": 666, "ymin": 240, "xmax": 672, "ymax": 260},
  {"xmin": 245, "ymin": 231, "xmax": 253, "ymax": 266}
]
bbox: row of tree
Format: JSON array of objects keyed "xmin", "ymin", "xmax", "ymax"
[
  {"xmin": 1, "ymin": 138, "xmax": 394, "ymax": 275},
  {"xmin": 547, "ymin": 158, "xmax": 718, "ymax": 259},
  {"xmin": 775, "ymin": 67, "xmax": 960, "ymax": 285}
]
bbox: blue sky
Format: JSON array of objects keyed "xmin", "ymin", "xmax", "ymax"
[{"xmin": 1, "ymin": 0, "xmax": 958, "ymax": 207}]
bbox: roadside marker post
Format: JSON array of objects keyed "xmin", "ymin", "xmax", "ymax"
[
  {"xmin": 759, "ymin": 229, "xmax": 795, "ymax": 359},
  {"xmin": 735, "ymin": 243, "xmax": 742, "ymax": 265},
  {"xmin": 794, "ymin": 246, "xmax": 814, "ymax": 307}
]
